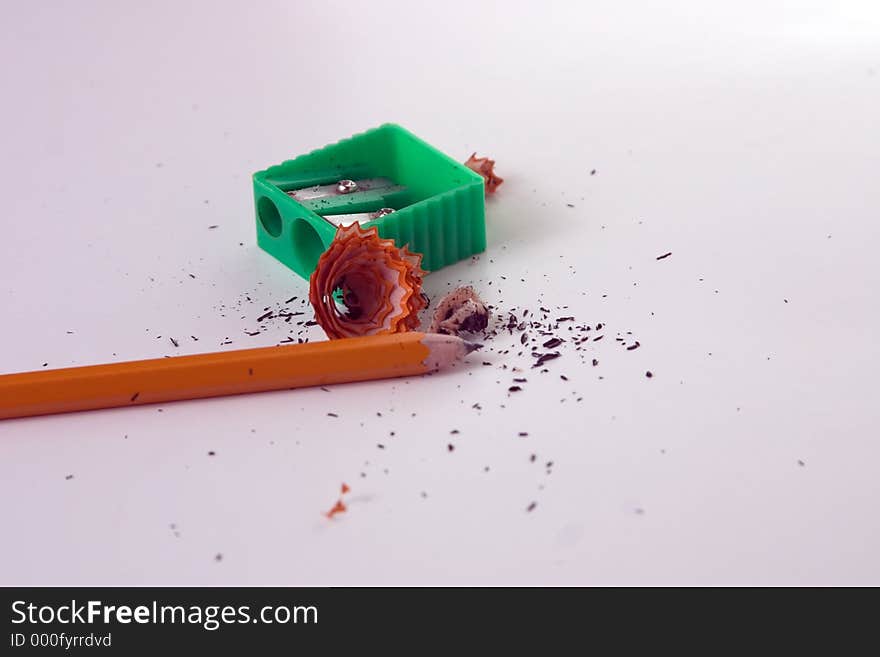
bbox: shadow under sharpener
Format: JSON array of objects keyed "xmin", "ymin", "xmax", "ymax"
[{"xmin": 252, "ymin": 123, "xmax": 487, "ymax": 280}]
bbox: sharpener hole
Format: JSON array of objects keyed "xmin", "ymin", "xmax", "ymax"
[
  {"xmin": 258, "ymin": 196, "xmax": 282, "ymax": 237},
  {"xmin": 291, "ymin": 218, "xmax": 326, "ymax": 273}
]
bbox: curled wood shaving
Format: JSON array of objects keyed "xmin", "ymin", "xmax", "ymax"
[
  {"xmin": 309, "ymin": 223, "xmax": 427, "ymax": 339},
  {"xmin": 429, "ymin": 286, "xmax": 489, "ymax": 336},
  {"xmin": 465, "ymin": 153, "xmax": 503, "ymax": 194}
]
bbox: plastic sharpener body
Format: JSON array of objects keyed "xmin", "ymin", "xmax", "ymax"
[{"xmin": 252, "ymin": 123, "xmax": 487, "ymax": 280}]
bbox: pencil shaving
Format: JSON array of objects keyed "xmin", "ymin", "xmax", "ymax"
[
  {"xmin": 325, "ymin": 499, "xmax": 347, "ymax": 519},
  {"xmin": 430, "ymin": 286, "xmax": 489, "ymax": 336},
  {"xmin": 309, "ymin": 223, "xmax": 427, "ymax": 339},
  {"xmin": 464, "ymin": 153, "xmax": 503, "ymax": 194}
]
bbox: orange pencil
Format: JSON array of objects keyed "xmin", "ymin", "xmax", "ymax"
[{"xmin": 0, "ymin": 332, "xmax": 479, "ymax": 420}]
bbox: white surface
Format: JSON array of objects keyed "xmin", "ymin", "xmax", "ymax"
[{"xmin": 1, "ymin": 1, "xmax": 879, "ymax": 586}]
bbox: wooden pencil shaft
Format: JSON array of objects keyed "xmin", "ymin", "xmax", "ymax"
[{"xmin": 0, "ymin": 332, "xmax": 465, "ymax": 420}]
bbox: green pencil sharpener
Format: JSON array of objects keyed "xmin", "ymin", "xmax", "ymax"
[{"xmin": 252, "ymin": 124, "xmax": 487, "ymax": 280}]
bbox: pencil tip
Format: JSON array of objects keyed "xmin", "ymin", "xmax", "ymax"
[{"xmin": 463, "ymin": 341, "xmax": 483, "ymax": 354}]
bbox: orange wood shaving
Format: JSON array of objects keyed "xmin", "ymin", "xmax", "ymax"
[
  {"xmin": 309, "ymin": 223, "xmax": 427, "ymax": 339},
  {"xmin": 325, "ymin": 499, "xmax": 347, "ymax": 519},
  {"xmin": 465, "ymin": 153, "xmax": 503, "ymax": 194},
  {"xmin": 341, "ymin": 483, "xmax": 350, "ymax": 494}
]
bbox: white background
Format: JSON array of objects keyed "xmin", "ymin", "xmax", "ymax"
[{"xmin": 1, "ymin": 1, "xmax": 878, "ymax": 585}]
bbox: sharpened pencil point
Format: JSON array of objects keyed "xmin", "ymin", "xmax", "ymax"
[{"xmin": 464, "ymin": 342, "xmax": 483, "ymax": 354}]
